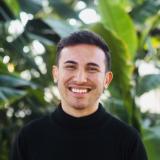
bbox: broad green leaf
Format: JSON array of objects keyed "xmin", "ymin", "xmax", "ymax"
[
  {"xmin": 4, "ymin": 35, "xmax": 42, "ymax": 74},
  {"xmin": 44, "ymin": 19, "xmax": 79, "ymax": 38},
  {"xmin": 131, "ymin": 0, "xmax": 144, "ymax": 5},
  {"xmin": 0, "ymin": 22, "xmax": 4, "ymax": 35},
  {"xmin": 5, "ymin": 0, "xmax": 20, "ymax": 16},
  {"xmin": 0, "ymin": 0, "xmax": 15, "ymax": 21},
  {"xmin": 143, "ymin": 126, "xmax": 160, "ymax": 160},
  {"xmin": 0, "ymin": 75, "xmax": 36, "ymax": 88},
  {"xmin": 18, "ymin": 0, "xmax": 42, "ymax": 14},
  {"xmin": 24, "ymin": 88, "xmax": 48, "ymax": 107},
  {"xmin": 25, "ymin": 19, "xmax": 60, "ymax": 44},
  {"xmin": 98, "ymin": 0, "xmax": 137, "ymax": 59},
  {"xmin": 137, "ymin": 74, "xmax": 160, "ymax": 96},
  {"xmin": 91, "ymin": 23, "xmax": 133, "ymax": 95},
  {"xmin": 49, "ymin": 0, "xmax": 80, "ymax": 20},
  {"xmin": 103, "ymin": 97, "xmax": 129, "ymax": 122},
  {"xmin": 131, "ymin": 0, "xmax": 160, "ymax": 23},
  {"xmin": 45, "ymin": 45, "xmax": 57, "ymax": 75},
  {"xmin": 101, "ymin": 0, "xmax": 129, "ymax": 8},
  {"xmin": 91, "ymin": 23, "xmax": 134, "ymax": 118},
  {"xmin": 27, "ymin": 33, "xmax": 57, "ymax": 46},
  {"xmin": 0, "ymin": 87, "xmax": 27, "ymax": 107},
  {"xmin": 0, "ymin": 57, "xmax": 8, "ymax": 73}
]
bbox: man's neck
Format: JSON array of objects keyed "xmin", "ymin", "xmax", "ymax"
[{"xmin": 60, "ymin": 102, "xmax": 99, "ymax": 118}]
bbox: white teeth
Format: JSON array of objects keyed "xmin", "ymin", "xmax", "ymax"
[{"xmin": 71, "ymin": 88, "xmax": 87, "ymax": 93}]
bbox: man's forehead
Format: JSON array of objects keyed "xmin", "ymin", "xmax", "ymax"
[{"xmin": 60, "ymin": 45, "xmax": 105, "ymax": 59}]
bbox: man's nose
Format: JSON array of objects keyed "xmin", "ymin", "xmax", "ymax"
[{"xmin": 73, "ymin": 70, "xmax": 87, "ymax": 83}]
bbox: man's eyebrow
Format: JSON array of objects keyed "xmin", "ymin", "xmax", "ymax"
[
  {"xmin": 64, "ymin": 60, "xmax": 77, "ymax": 64},
  {"xmin": 87, "ymin": 62, "xmax": 100, "ymax": 68},
  {"xmin": 64, "ymin": 61, "xmax": 100, "ymax": 68}
]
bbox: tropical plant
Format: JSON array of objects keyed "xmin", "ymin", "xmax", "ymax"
[
  {"xmin": 91, "ymin": 1, "xmax": 160, "ymax": 159},
  {"xmin": 0, "ymin": 0, "xmax": 160, "ymax": 159}
]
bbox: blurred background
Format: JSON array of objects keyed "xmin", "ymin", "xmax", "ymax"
[{"xmin": 0, "ymin": 0, "xmax": 160, "ymax": 159}]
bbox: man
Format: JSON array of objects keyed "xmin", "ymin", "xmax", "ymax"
[{"xmin": 11, "ymin": 31, "xmax": 148, "ymax": 160}]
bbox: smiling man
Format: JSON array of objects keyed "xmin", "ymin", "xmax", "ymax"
[
  {"xmin": 11, "ymin": 31, "xmax": 148, "ymax": 160},
  {"xmin": 53, "ymin": 43, "xmax": 112, "ymax": 117}
]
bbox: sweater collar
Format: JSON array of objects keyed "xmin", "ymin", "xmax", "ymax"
[{"xmin": 52, "ymin": 103, "xmax": 107, "ymax": 130}]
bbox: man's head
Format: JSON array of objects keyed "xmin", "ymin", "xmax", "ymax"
[
  {"xmin": 52, "ymin": 30, "xmax": 113, "ymax": 117},
  {"xmin": 56, "ymin": 30, "xmax": 111, "ymax": 72}
]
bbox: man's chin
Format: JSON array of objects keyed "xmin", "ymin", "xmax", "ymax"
[{"xmin": 71, "ymin": 104, "xmax": 87, "ymax": 110}]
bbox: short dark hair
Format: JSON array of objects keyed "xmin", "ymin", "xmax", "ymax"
[{"xmin": 56, "ymin": 30, "xmax": 111, "ymax": 71}]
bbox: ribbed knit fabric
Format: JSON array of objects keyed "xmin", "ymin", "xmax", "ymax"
[{"xmin": 10, "ymin": 104, "xmax": 148, "ymax": 160}]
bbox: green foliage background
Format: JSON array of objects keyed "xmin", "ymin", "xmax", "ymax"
[{"xmin": 0, "ymin": 0, "xmax": 160, "ymax": 159}]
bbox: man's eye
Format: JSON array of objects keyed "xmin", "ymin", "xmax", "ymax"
[
  {"xmin": 65, "ymin": 65, "xmax": 76, "ymax": 69},
  {"xmin": 88, "ymin": 67, "xmax": 98, "ymax": 72}
]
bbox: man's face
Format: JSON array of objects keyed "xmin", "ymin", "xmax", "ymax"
[{"xmin": 52, "ymin": 44, "xmax": 112, "ymax": 116}]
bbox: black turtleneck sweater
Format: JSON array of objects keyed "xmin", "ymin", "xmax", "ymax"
[{"xmin": 11, "ymin": 104, "xmax": 148, "ymax": 160}]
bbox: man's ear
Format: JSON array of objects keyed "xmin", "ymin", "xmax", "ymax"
[
  {"xmin": 104, "ymin": 71, "xmax": 113, "ymax": 88},
  {"xmin": 52, "ymin": 65, "xmax": 58, "ymax": 83}
]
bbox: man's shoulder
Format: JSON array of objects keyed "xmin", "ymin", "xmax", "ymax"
[
  {"xmin": 104, "ymin": 111, "xmax": 140, "ymax": 137},
  {"xmin": 18, "ymin": 113, "xmax": 53, "ymax": 137}
]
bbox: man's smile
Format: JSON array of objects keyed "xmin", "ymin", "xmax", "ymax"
[{"xmin": 68, "ymin": 87, "xmax": 92, "ymax": 94}]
